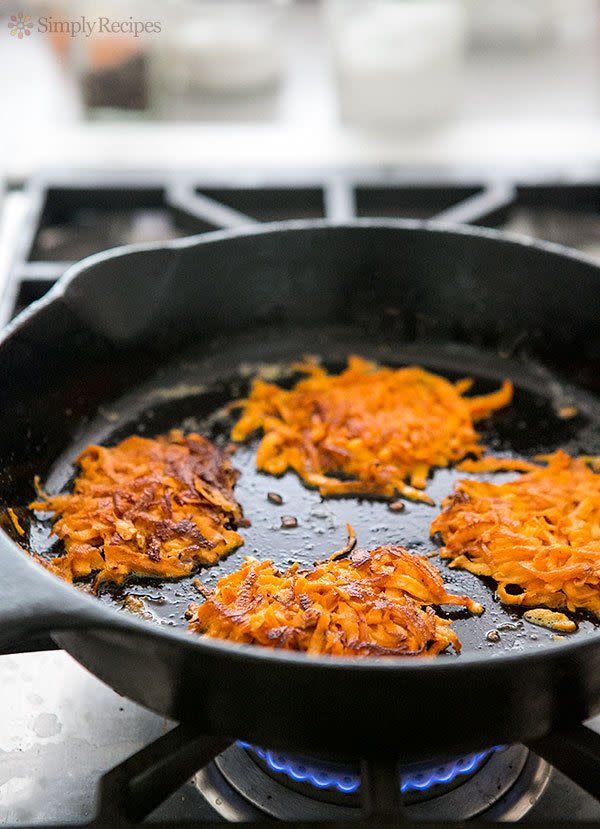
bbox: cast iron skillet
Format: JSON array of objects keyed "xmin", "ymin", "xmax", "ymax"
[{"xmin": 0, "ymin": 220, "xmax": 600, "ymax": 783}]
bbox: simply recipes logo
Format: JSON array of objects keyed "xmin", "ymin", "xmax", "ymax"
[
  {"xmin": 7, "ymin": 12, "xmax": 32, "ymax": 38},
  {"xmin": 7, "ymin": 13, "xmax": 162, "ymax": 39}
]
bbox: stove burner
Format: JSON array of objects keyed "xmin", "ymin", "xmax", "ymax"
[
  {"xmin": 195, "ymin": 742, "xmax": 551, "ymax": 822},
  {"xmin": 239, "ymin": 741, "xmax": 499, "ymax": 796}
]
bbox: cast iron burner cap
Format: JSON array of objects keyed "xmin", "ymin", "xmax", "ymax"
[{"xmin": 194, "ymin": 743, "xmax": 551, "ymax": 822}]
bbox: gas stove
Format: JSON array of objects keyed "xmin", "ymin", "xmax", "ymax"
[
  {"xmin": 2, "ymin": 170, "xmax": 600, "ymax": 826},
  {"xmin": 3, "ymin": 649, "xmax": 600, "ymax": 825}
]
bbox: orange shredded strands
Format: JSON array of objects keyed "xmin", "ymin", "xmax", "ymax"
[
  {"xmin": 457, "ymin": 456, "xmax": 537, "ymax": 474},
  {"xmin": 431, "ymin": 450, "xmax": 600, "ymax": 616},
  {"xmin": 29, "ymin": 430, "xmax": 245, "ymax": 586},
  {"xmin": 188, "ymin": 532, "xmax": 483, "ymax": 657},
  {"xmin": 7, "ymin": 508, "xmax": 25, "ymax": 536},
  {"xmin": 232, "ymin": 356, "xmax": 513, "ymax": 504}
]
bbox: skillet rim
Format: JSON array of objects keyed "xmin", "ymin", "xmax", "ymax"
[{"xmin": 2, "ymin": 216, "xmax": 600, "ymax": 672}]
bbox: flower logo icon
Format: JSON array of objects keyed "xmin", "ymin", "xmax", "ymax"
[{"xmin": 8, "ymin": 12, "xmax": 32, "ymax": 39}]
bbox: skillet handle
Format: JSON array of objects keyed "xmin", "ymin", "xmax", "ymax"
[
  {"xmin": 0, "ymin": 534, "xmax": 106, "ymax": 655},
  {"xmin": 528, "ymin": 723, "xmax": 600, "ymax": 801}
]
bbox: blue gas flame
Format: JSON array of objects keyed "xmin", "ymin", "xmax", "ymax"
[{"xmin": 239, "ymin": 742, "xmax": 502, "ymax": 795}]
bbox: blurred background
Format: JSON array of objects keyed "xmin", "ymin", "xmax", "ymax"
[
  {"xmin": 2, "ymin": 0, "xmax": 600, "ymax": 319},
  {"xmin": 2, "ymin": 0, "xmax": 600, "ymax": 170}
]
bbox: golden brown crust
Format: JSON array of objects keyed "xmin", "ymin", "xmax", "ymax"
[
  {"xmin": 232, "ymin": 356, "xmax": 513, "ymax": 504},
  {"xmin": 188, "ymin": 534, "xmax": 483, "ymax": 657},
  {"xmin": 30, "ymin": 429, "xmax": 245, "ymax": 586},
  {"xmin": 431, "ymin": 450, "xmax": 600, "ymax": 616}
]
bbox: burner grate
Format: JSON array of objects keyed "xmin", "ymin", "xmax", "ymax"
[{"xmin": 3, "ymin": 170, "xmax": 600, "ymax": 327}]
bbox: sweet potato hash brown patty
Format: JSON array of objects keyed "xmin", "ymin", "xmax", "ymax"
[
  {"xmin": 30, "ymin": 430, "xmax": 245, "ymax": 586},
  {"xmin": 431, "ymin": 451, "xmax": 600, "ymax": 616},
  {"xmin": 188, "ymin": 531, "xmax": 483, "ymax": 656},
  {"xmin": 231, "ymin": 356, "xmax": 513, "ymax": 504}
]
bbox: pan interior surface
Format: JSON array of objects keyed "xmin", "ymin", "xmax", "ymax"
[{"xmin": 27, "ymin": 324, "xmax": 600, "ymax": 660}]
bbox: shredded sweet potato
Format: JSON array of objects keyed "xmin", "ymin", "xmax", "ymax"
[
  {"xmin": 30, "ymin": 430, "xmax": 245, "ymax": 586},
  {"xmin": 188, "ymin": 530, "xmax": 483, "ymax": 656},
  {"xmin": 231, "ymin": 356, "xmax": 512, "ymax": 504},
  {"xmin": 7, "ymin": 507, "xmax": 25, "ymax": 536},
  {"xmin": 431, "ymin": 450, "xmax": 600, "ymax": 616},
  {"xmin": 457, "ymin": 456, "xmax": 537, "ymax": 474}
]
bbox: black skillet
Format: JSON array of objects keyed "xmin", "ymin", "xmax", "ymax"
[{"xmin": 1, "ymin": 220, "xmax": 600, "ymax": 793}]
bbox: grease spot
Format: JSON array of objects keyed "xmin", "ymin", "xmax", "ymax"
[{"xmin": 31, "ymin": 712, "xmax": 62, "ymax": 738}]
